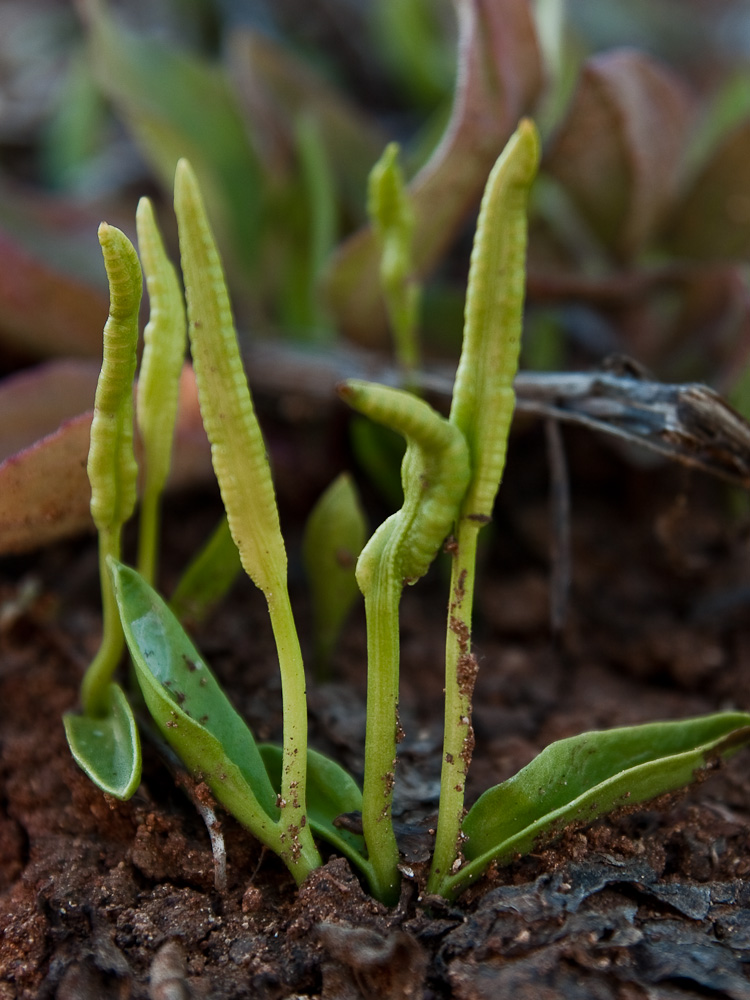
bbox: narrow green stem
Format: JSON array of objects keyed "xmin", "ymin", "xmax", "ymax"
[
  {"xmin": 362, "ymin": 575, "xmax": 402, "ymax": 905},
  {"xmin": 81, "ymin": 526, "xmax": 125, "ymax": 717},
  {"xmin": 137, "ymin": 486, "xmax": 160, "ymax": 586},
  {"xmin": 267, "ymin": 587, "xmax": 323, "ymax": 876},
  {"xmin": 427, "ymin": 523, "xmax": 480, "ymax": 895}
]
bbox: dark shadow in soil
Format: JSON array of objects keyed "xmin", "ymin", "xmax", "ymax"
[{"xmin": 2, "ymin": 428, "xmax": 750, "ymax": 998}]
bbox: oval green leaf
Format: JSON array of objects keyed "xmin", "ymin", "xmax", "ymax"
[
  {"xmin": 442, "ymin": 712, "xmax": 750, "ymax": 899},
  {"xmin": 109, "ymin": 559, "xmax": 280, "ymax": 834},
  {"xmin": 302, "ymin": 473, "xmax": 366, "ymax": 673},
  {"xmin": 63, "ymin": 682, "xmax": 141, "ymax": 800}
]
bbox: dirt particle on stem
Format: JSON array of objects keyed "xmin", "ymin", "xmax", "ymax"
[
  {"xmin": 449, "ymin": 615, "xmax": 470, "ymax": 654},
  {"xmin": 444, "ymin": 536, "xmax": 459, "ymax": 556},
  {"xmin": 457, "ymin": 651, "xmax": 478, "ymax": 699},
  {"xmin": 395, "ymin": 709, "xmax": 406, "ymax": 744},
  {"xmin": 460, "ymin": 724, "xmax": 476, "ymax": 775}
]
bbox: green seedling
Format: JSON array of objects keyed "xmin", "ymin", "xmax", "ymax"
[
  {"xmin": 174, "ymin": 158, "xmax": 322, "ymax": 875},
  {"xmin": 63, "ymin": 222, "xmax": 142, "ymax": 799},
  {"xmin": 302, "ymin": 473, "xmax": 367, "ymax": 676},
  {"xmin": 64, "ymin": 203, "xmax": 187, "ymax": 801},
  {"xmin": 428, "ymin": 118, "xmax": 541, "ymax": 894},
  {"xmin": 69, "ymin": 122, "xmax": 750, "ymax": 907}
]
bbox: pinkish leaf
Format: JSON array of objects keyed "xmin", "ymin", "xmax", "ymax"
[
  {"xmin": 0, "ymin": 360, "xmax": 99, "ymax": 462},
  {"xmin": 0, "ymin": 364, "xmax": 211, "ymax": 555},
  {"xmin": 545, "ymin": 49, "xmax": 693, "ymax": 261},
  {"xmin": 0, "ymin": 225, "xmax": 109, "ymax": 358},
  {"xmin": 0, "ymin": 413, "xmax": 94, "ymax": 554},
  {"xmin": 324, "ymin": 0, "xmax": 543, "ymax": 347},
  {"xmin": 663, "ymin": 120, "xmax": 750, "ymax": 260}
]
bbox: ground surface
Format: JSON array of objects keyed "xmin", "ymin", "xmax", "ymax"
[{"xmin": 2, "ymin": 425, "xmax": 750, "ymax": 999}]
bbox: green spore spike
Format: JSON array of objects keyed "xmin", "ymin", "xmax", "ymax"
[
  {"xmin": 63, "ymin": 222, "xmax": 142, "ymax": 802},
  {"xmin": 450, "ymin": 119, "xmax": 541, "ymax": 519},
  {"xmin": 174, "ymin": 160, "xmax": 286, "ymax": 596},
  {"xmin": 169, "ymin": 516, "xmax": 242, "ymax": 628},
  {"xmin": 429, "ymin": 119, "xmax": 541, "ymax": 896},
  {"xmin": 134, "ymin": 197, "xmax": 187, "ymax": 585},
  {"xmin": 339, "ymin": 378, "xmax": 470, "ymax": 904},
  {"xmin": 174, "ymin": 158, "xmax": 321, "ymax": 878},
  {"xmin": 82, "ymin": 222, "xmax": 142, "ymax": 717}
]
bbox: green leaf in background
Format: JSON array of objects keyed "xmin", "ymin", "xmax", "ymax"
[
  {"xmin": 545, "ymin": 49, "xmax": 693, "ymax": 260},
  {"xmin": 63, "ymin": 682, "xmax": 141, "ymax": 799},
  {"xmin": 227, "ymin": 29, "xmax": 384, "ymax": 219},
  {"xmin": 440, "ymin": 712, "xmax": 750, "ymax": 899},
  {"xmin": 169, "ymin": 516, "xmax": 242, "ymax": 628},
  {"xmin": 679, "ymin": 72, "xmax": 750, "ymax": 189},
  {"xmin": 41, "ymin": 46, "xmax": 108, "ymax": 193},
  {"xmin": 368, "ymin": 142, "xmax": 421, "ymax": 377},
  {"xmin": 302, "ymin": 473, "xmax": 366, "ymax": 676},
  {"xmin": 290, "ymin": 114, "xmax": 337, "ymax": 337},
  {"xmin": 350, "ymin": 417, "xmax": 405, "ymax": 511},
  {"xmin": 370, "ymin": 0, "xmax": 455, "ymax": 110},
  {"xmin": 80, "ymin": 0, "xmax": 261, "ymax": 276},
  {"xmin": 324, "ymin": 0, "xmax": 543, "ymax": 346}
]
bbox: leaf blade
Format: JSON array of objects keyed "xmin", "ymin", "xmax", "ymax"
[
  {"xmin": 444, "ymin": 712, "xmax": 750, "ymax": 898},
  {"xmin": 63, "ymin": 682, "xmax": 141, "ymax": 800}
]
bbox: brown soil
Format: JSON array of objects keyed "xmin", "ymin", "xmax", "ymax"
[{"xmin": 2, "ymin": 425, "xmax": 750, "ymax": 999}]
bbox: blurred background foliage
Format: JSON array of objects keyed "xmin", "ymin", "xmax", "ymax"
[{"xmin": 4, "ymin": 0, "xmax": 750, "ymax": 487}]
